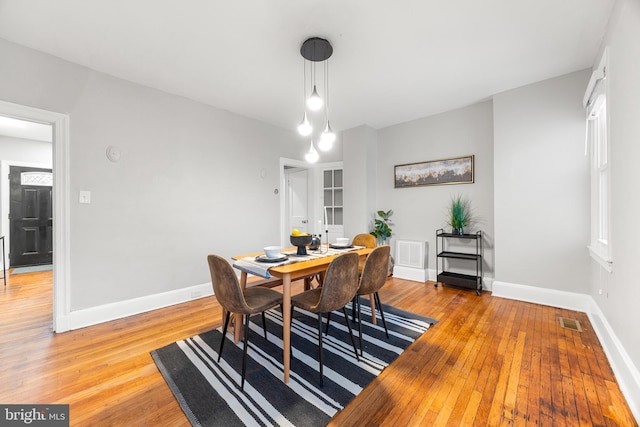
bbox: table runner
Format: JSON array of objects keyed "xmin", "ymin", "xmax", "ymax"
[{"xmin": 232, "ymin": 245, "xmax": 365, "ymax": 278}]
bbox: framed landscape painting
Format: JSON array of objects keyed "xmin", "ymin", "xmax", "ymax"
[{"xmin": 394, "ymin": 155, "xmax": 474, "ymax": 188}]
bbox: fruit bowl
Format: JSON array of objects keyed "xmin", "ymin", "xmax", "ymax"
[{"xmin": 290, "ymin": 234, "xmax": 313, "ymax": 256}]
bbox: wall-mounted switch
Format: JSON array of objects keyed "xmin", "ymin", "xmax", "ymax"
[{"xmin": 79, "ymin": 190, "xmax": 91, "ymax": 204}]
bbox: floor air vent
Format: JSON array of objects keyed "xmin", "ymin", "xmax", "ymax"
[{"xmin": 559, "ymin": 317, "xmax": 582, "ymax": 332}]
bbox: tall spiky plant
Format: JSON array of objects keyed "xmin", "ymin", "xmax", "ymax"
[{"xmin": 447, "ymin": 194, "xmax": 473, "ymax": 233}]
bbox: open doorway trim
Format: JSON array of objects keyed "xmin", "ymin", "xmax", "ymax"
[
  {"xmin": 279, "ymin": 157, "xmax": 315, "ymax": 248},
  {"xmin": 0, "ymin": 100, "xmax": 71, "ymax": 333}
]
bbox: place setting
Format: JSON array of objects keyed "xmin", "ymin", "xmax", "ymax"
[
  {"xmin": 329, "ymin": 237, "xmax": 354, "ymax": 250},
  {"xmin": 254, "ymin": 246, "xmax": 289, "ymax": 263},
  {"xmin": 232, "ymin": 246, "xmax": 292, "ymax": 279}
]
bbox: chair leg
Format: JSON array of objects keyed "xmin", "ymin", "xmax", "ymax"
[
  {"xmin": 357, "ymin": 297, "xmax": 364, "ymax": 355},
  {"xmin": 352, "ymin": 295, "xmax": 358, "ymax": 324},
  {"xmin": 218, "ymin": 311, "xmax": 231, "ymax": 362},
  {"xmin": 375, "ymin": 292, "xmax": 389, "ymax": 338},
  {"xmin": 342, "ymin": 307, "xmax": 360, "ymax": 361},
  {"xmin": 324, "ymin": 311, "xmax": 332, "ymax": 335},
  {"xmin": 318, "ymin": 313, "xmax": 324, "ymax": 387},
  {"xmin": 261, "ymin": 311, "xmax": 268, "ymax": 340},
  {"xmin": 290, "ymin": 306, "xmax": 294, "ymax": 362},
  {"xmin": 241, "ymin": 314, "xmax": 251, "ymax": 390}
]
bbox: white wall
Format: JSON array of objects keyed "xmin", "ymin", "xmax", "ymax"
[
  {"xmin": 0, "ymin": 135, "xmax": 52, "ymax": 239},
  {"xmin": 0, "ymin": 136, "xmax": 52, "ymax": 165},
  {"xmin": 376, "ymin": 101, "xmax": 495, "ymax": 280},
  {"xmin": 590, "ymin": 0, "xmax": 640, "ymax": 404},
  {"xmin": 493, "ymin": 70, "xmax": 590, "ymax": 293},
  {"xmin": 343, "ymin": 125, "xmax": 377, "ymax": 238},
  {"xmin": 0, "ymin": 38, "xmax": 304, "ymax": 312}
]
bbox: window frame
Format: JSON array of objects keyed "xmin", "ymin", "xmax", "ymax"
[{"xmin": 585, "ymin": 49, "xmax": 612, "ymax": 272}]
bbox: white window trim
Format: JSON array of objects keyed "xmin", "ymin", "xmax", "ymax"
[
  {"xmin": 589, "ymin": 245, "xmax": 613, "ymax": 273},
  {"xmin": 585, "ymin": 48, "xmax": 612, "ymax": 272}
]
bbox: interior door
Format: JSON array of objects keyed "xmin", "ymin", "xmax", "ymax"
[
  {"xmin": 288, "ymin": 168, "xmax": 309, "ymax": 234},
  {"xmin": 9, "ymin": 166, "xmax": 53, "ymax": 267}
]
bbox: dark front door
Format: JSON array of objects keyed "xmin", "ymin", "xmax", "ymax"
[{"xmin": 9, "ymin": 166, "xmax": 53, "ymax": 267}]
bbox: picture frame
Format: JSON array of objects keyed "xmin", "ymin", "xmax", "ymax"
[{"xmin": 394, "ymin": 155, "xmax": 474, "ymax": 188}]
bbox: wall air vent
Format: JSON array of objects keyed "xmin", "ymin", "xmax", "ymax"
[{"xmin": 396, "ymin": 240, "xmax": 425, "ymax": 269}]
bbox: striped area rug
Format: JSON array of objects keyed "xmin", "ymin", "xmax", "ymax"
[{"xmin": 151, "ymin": 303, "xmax": 436, "ymax": 426}]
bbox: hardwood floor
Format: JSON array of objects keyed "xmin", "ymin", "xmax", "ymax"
[{"xmin": 0, "ymin": 270, "xmax": 636, "ymax": 426}]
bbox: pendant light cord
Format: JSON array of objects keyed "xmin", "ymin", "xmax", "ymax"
[
  {"xmin": 302, "ymin": 58, "xmax": 307, "ymax": 104},
  {"xmin": 324, "ymin": 60, "xmax": 329, "ymax": 118}
]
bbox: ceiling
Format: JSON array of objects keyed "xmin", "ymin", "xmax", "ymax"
[
  {"xmin": 0, "ymin": 0, "xmax": 614, "ymax": 134},
  {"xmin": 0, "ymin": 116, "xmax": 52, "ymax": 142}
]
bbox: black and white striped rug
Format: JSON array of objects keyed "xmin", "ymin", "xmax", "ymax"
[{"xmin": 151, "ymin": 303, "xmax": 436, "ymax": 426}]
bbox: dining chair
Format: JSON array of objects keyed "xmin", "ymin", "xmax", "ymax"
[
  {"xmin": 290, "ymin": 252, "xmax": 360, "ymax": 386},
  {"xmin": 352, "ymin": 232, "xmax": 380, "ymax": 322},
  {"xmin": 352, "ymin": 233, "xmax": 377, "ymax": 249},
  {"xmin": 325, "ymin": 245, "xmax": 391, "ymax": 354},
  {"xmin": 352, "ymin": 245, "xmax": 391, "ymax": 355},
  {"xmin": 207, "ymin": 254, "xmax": 283, "ymax": 390}
]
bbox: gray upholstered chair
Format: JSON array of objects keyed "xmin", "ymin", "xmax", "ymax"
[
  {"xmin": 351, "ymin": 233, "xmax": 380, "ymax": 316},
  {"xmin": 290, "ymin": 252, "xmax": 360, "ymax": 386},
  {"xmin": 352, "ymin": 245, "xmax": 391, "ymax": 355},
  {"xmin": 207, "ymin": 254, "xmax": 282, "ymax": 390}
]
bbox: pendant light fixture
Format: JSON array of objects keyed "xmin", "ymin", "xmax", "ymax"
[
  {"xmin": 307, "ymin": 61, "xmax": 323, "ymax": 111},
  {"xmin": 297, "ymin": 112, "xmax": 312, "ymax": 136},
  {"xmin": 297, "ymin": 60, "xmax": 313, "ymax": 136},
  {"xmin": 318, "ymin": 60, "xmax": 336, "ymax": 151},
  {"xmin": 305, "ymin": 139, "xmax": 319, "ymax": 163},
  {"xmin": 298, "ymin": 37, "xmax": 335, "ymax": 162}
]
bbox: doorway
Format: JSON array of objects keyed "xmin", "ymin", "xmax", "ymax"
[
  {"xmin": 286, "ymin": 167, "xmax": 309, "ymax": 235},
  {"xmin": 279, "ymin": 158, "xmax": 317, "ymax": 248},
  {"xmin": 0, "ymin": 100, "xmax": 70, "ymax": 332}
]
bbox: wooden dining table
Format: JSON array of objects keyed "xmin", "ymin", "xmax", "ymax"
[{"xmin": 231, "ymin": 246, "xmax": 373, "ymax": 383}]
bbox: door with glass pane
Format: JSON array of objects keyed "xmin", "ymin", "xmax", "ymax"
[
  {"xmin": 323, "ymin": 168, "xmax": 343, "ymax": 242},
  {"xmin": 9, "ymin": 166, "xmax": 53, "ymax": 267}
]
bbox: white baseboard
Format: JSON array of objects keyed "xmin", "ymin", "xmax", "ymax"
[
  {"xmin": 492, "ymin": 281, "xmax": 592, "ymax": 312},
  {"xmin": 64, "ymin": 283, "xmax": 214, "ymax": 331},
  {"xmin": 493, "ymin": 281, "xmax": 640, "ymax": 423},
  {"xmin": 587, "ymin": 300, "xmax": 640, "ymax": 423},
  {"xmin": 393, "ymin": 265, "xmax": 427, "ymax": 282}
]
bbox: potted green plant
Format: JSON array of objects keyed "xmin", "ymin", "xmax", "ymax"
[
  {"xmin": 447, "ymin": 194, "xmax": 474, "ymax": 235},
  {"xmin": 370, "ymin": 209, "xmax": 393, "ymax": 244},
  {"xmin": 370, "ymin": 209, "xmax": 395, "ymax": 275}
]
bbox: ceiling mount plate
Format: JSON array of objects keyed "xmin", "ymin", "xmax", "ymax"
[{"xmin": 300, "ymin": 37, "xmax": 333, "ymax": 62}]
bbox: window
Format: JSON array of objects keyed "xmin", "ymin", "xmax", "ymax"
[
  {"xmin": 585, "ymin": 49, "xmax": 612, "ymax": 271},
  {"xmin": 323, "ymin": 168, "xmax": 343, "ymax": 225}
]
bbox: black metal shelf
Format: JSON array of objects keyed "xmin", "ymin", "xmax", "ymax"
[
  {"xmin": 437, "ymin": 232, "xmax": 481, "ymax": 239},
  {"xmin": 437, "ymin": 251, "xmax": 481, "ymax": 261},
  {"xmin": 435, "ymin": 228, "xmax": 483, "ymax": 295},
  {"xmin": 437, "ymin": 271, "xmax": 480, "ymax": 290}
]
